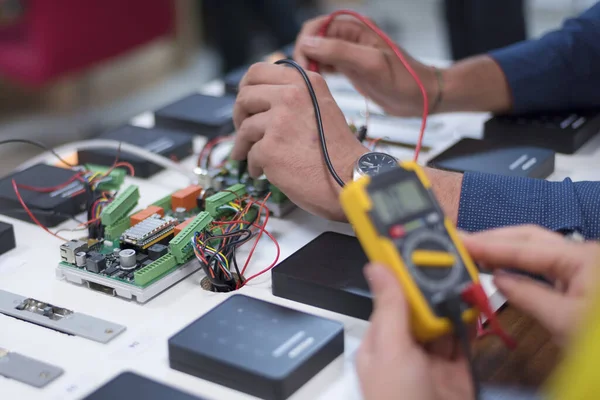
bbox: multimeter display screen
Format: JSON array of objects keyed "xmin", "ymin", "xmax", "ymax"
[{"xmin": 371, "ymin": 180, "xmax": 431, "ymax": 223}]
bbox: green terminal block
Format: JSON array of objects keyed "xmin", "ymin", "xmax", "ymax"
[
  {"xmin": 205, "ymin": 183, "xmax": 247, "ymax": 217},
  {"xmin": 85, "ymin": 164, "xmax": 126, "ymax": 191},
  {"xmin": 104, "ymin": 216, "xmax": 131, "ymax": 241},
  {"xmin": 169, "ymin": 211, "xmax": 213, "ymax": 263},
  {"xmin": 100, "ymin": 185, "xmax": 140, "ymax": 226},
  {"xmin": 268, "ymin": 185, "xmax": 288, "ymax": 204},
  {"xmin": 152, "ymin": 193, "xmax": 172, "ymax": 211},
  {"xmin": 134, "ymin": 253, "xmax": 178, "ymax": 286}
]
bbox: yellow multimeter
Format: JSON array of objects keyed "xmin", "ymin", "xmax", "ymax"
[{"xmin": 340, "ymin": 161, "xmax": 480, "ymax": 342}]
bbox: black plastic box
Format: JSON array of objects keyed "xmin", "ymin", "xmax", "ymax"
[
  {"xmin": 83, "ymin": 372, "xmax": 205, "ymax": 400},
  {"xmin": 168, "ymin": 294, "xmax": 344, "ymax": 400},
  {"xmin": 0, "ymin": 221, "xmax": 16, "ymax": 255},
  {"xmin": 224, "ymin": 66, "xmax": 248, "ymax": 95},
  {"xmin": 272, "ymin": 232, "xmax": 372, "ymax": 321},
  {"xmin": 78, "ymin": 125, "xmax": 193, "ymax": 178},
  {"xmin": 224, "ymin": 44, "xmax": 295, "ymax": 95},
  {"xmin": 154, "ymin": 93, "xmax": 236, "ymax": 138},
  {"xmin": 483, "ymin": 109, "xmax": 600, "ymax": 154},
  {"xmin": 0, "ymin": 164, "xmax": 87, "ymax": 226},
  {"xmin": 427, "ymin": 138, "xmax": 556, "ymax": 179}
]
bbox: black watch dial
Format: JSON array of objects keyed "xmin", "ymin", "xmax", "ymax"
[{"xmin": 358, "ymin": 152, "xmax": 398, "ymax": 176}]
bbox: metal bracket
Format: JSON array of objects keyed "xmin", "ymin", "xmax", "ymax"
[
  {"xmin": 0, "ymin": 348, "xmax": 63, "ymax": 388},
  {"xmin": 0, "ymin": 290, "xmax": 125, "ymax": 343}
]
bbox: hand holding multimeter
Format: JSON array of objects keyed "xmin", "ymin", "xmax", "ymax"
[{"xmin": 341, "ymin": 161, "xmax": 483, "ymax": 342}]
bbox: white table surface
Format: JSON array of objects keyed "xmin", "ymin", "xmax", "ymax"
[{"xmin": 2, "ymin": 75, "xmax": 600, "ymax": 400}]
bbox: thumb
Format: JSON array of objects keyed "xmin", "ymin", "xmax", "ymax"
[
  {"xmin": 365, "ymin": 263, "xmax": 414, "ymax": 350},
  {"xmin": 299, "ymin": 36, "xmax": 384, "ymax": 75}
]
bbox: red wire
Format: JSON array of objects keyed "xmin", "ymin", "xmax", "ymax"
[
  {"xmin": 80, "ymin": 217, "xmax": 100, "ymax": 227},
  {"xmin": 11, "ymin": 179, "xmax": 67, "ymax": 241},
  {"xmin": 96, "ymin": 161, "xmax": 136, "ymax": 183},
  {"xmin": 212, "ymin": 220, "xmax": 280, "ymax": 286},
  {"xmin": 12, "ymin": 158, "xmax": 134, "ymax": 242},
  {"xmin": 241, "ymin": 194, "xmax": 271, "ymax": 276},
  {"xmin": 308, "ymin": 9, "xmax": 429, "ymax": 161},
  {"xmin": 476, "ymin": 316, "xmax": 496, "ymax": 340},
  {"xmin": 17, "ymin": 172, "xmax": 84, "ymax": 193},
  {"xmin": 197, "ymin": 136, "xmax": 234, "ymax": 167},
  {"xmin": 111, "ymin": 162, "xmax": 135, "ymax": 177},
  {"xmin": 240, "ymin": 226, "xmax": 280, "ymax": 285},
  {"xmin": 461, "ymin": 283, "xmax": 517, "ymax": 349}
]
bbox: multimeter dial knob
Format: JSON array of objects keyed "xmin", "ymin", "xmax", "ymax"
[{"xmin": 402, "ymin": 230, "xmax": 462, "ymax": 292}]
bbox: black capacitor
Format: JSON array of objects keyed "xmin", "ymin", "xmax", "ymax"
[
  {"xmin": 85, "ymin": 252, "xmax": 107, "ymax": 273},
  {"xmin": 104, "ymin": 265, "xmax": 120, "ymax": 276},
  {"xmin": 141, "ymin": 259, "xmax": 154, "ymax": 268},
  {"xmin": 113, "ymin": 270, "xmax": 127, "ymax": 280},
  {"xmin": 147, "ymin": 244, "xmax": 168, "ymax": 261},
  {"xmin": 136, "ymin": 253, "xmax": 149, "ymax": 265}
]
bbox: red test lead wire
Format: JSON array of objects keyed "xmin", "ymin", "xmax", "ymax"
[
  {"xmin": 461, "ymin": 283, "xmax": 517, "ymax": 349},
  {"xmin": 307, "ymin": 9, "xmax": 429, "ymax": 162}
]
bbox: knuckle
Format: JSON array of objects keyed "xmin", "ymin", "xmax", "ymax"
[
  {"xmin": 308, "ymin": 72, "xmax": 327, "ymax": 91},
  {"xmin": 364, "ymin": 53, "xmax": 385, "ymax": 74},
  {"xmin": 247, "ymin": 62, "xmax": 267, "ymax": 79},
  {"xmin": 236, "ymin": 86, "xmax": 251, "ymax": 105},
  {"xmin": 301, "ymin": 17, "xmax": 321, "ymax": 33},
  {"xmin": 270, "ymin": 112, "xmax": 289, "ymax": 134},
  {"xmin": 237, "ymin": 118, "xmax": 251, "ymax": 138},
  {"xmin": 281, "ymin": 85, "xmax": 303, "ymax": 106}
]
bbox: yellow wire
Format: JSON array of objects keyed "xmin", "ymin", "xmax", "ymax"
[
  {"xmin": 88, "ymin": 172, "xmax": 101, "ymax": 182},
  {"xmin": 228, "ymin": 202, "xmax": 243, "ymax": 211},
  {"xmin": 195, "ymin": 238, "xmax": 229, "ymax": 269}
]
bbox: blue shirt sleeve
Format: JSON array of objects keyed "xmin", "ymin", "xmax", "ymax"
[
  {"xmin": 457, "ymin": 172, "xmax": 600, "ymax": 239},
  {"xmin": 489, "ymin": 3, "xmax": 600, "ymax": 113},
  {"xmin": 482, "ymin": 385, "xmax": 541, "ymax": 400}
]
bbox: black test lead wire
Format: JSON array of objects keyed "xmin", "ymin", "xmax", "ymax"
[{"xmin": 274, "ymin": 59, "xmax": 346, "ymax": 188}]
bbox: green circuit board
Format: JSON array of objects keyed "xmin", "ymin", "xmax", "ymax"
[{"xmin": 56, "ymin": 182, "xmax": 257, "ymax": 300}]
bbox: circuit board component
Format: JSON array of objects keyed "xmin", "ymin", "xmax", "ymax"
[
  {"xmin": 60, "ymin": 239, "xmax": 88, "ymax": 264},
  {"xmin": 205, "ymin": 183, "xmax": 246, "ymax": 217},
  {"xmin": 57, "ymin": 185, "xmax": 212, "ymax": 303},
  {"xmin": 84, "ymin": 164, "xmax": 126, "ymax": 191},
  {"xmin": 100, "ymin": 185, "xmax": 140, "ymax": 226},
  {"xmin": 56, "ymin": 180, "xmax": 268, "ymax": 302},
  {"xmin": 169, "ymin": 211, "xmax": 213, "ymax": 263},
  {"xmin": 120, "ymin": 215, "xmax": 178, "ymax": 249},
  {"xmin": 134, "ymin": 253, "xmax": 178, "ymax": 286},
  {"xmin": 207, "ymin": 159, "xmax": 296, "ymax": 217}
]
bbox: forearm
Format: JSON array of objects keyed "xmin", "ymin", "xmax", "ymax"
[
  {"xmin": 432, "ymin": 3, "xmax": 600, "ymax": 115},
  {"xmin": 435, "ymin": 55, "xmax": 513, "ymax": 114},
  {"xmin": 425, "ymin": 167, "xmax": 463, "ymax": 223}
]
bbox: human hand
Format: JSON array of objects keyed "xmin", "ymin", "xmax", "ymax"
[
  {"xmin": 357, "ymin": 263, "xmax": 474, "ymax": 400},
  {"xmin": 463, "ymin": 225, "xmax": 600, "ymax": 345},
  {"xmin": 231, "ymin": 62, "xmax": 369, "ymax": 221},
  {"xmin": 293, "ymin": 15, "xmax": 438, "ymax": 117}
]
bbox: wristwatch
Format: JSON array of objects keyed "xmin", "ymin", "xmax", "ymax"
[{"xmin": 352, "ymin": 151, "xmax": 399, "ymax": 181}]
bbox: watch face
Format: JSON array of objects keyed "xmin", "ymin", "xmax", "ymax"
[{"xmin": 358, "ymin": 152, "xmax": 398, "ymax": 176}]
